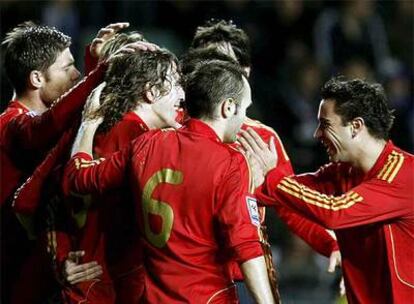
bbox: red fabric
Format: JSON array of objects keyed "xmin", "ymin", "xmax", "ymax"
[
  {"xmin": 64, "ymin": 118, "xmax": 264, "ymax": 303},
  {"xmin": 258, "ymin": 141, "xmax": 414, "ymax": 304},
  {"xmin": 63, "ymin": 112, "xmax": 148, "ymax": 304},
  {"xmin": 241, "ymin": 119, "xmax": 338, "ymax": 257},
  {"xmin": 230, "ymin": 118, "xmax": 338, "ymax": 281},
  {"xmin": 1, "ymin": 63, "xmax": 106, "ymax": 206},
  {"xmin": 0, "ymin": 63, "xmax": 106, "ymax": 304}
]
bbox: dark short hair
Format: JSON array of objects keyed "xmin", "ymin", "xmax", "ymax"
[
  {"xmin": 185, "ymin": 60, "xmax": 246, "ymax": 119},
  {"xmin": 321, "ymin": 77, "xmax": 395, "ymax": 140},
  {"xmin": 94, "ymin": 48, "xmax": 179, "ymax": 132},
  {"xmin": 180, "ymin": 46, "xmax": 238, "ymax": 75},
  {"xmin": 191, "ymin": 19, "xmax": 251, "ymax": 68},
  {"xmin": 100, "ymin": 31, "xmax": 146, "ymax": 60},
  {"xmin": 2, "ymin": 21, "xmax": 71, "ymax": 94}
]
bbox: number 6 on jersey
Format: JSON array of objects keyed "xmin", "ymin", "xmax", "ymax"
[{"xmin": 142, "ymin": 169, "xmax": 183, "ymax": 248}]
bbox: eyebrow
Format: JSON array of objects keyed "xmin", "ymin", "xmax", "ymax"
[
  {"xmin": 319, "ymin": 118, "xmax": 330, "ymax": 124},
  {"xmin": 62, "ymin": 59, "xmax": 75, "ymax": 68}
]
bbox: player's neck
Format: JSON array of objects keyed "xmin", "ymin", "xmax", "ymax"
[
  {"xmin": 133, "ymin": 103, "xmax": 162, "ymax": 130},
  {"xmin": 201, "ymin": 118, "xmax": 226, "ymax": 142},
  {"xmin": 13, "ymin": 90, "xmax": 48, "ymax": 114},
  {"xmin": 352, "ymin": 136, "xmax": 387, "ymax": 174}
]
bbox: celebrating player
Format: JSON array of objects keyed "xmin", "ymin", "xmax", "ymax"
[{"xmin": 240, "ymin": 77, "xmax": 414, "ymax": 304}]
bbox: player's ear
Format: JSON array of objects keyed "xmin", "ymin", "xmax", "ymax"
[
  {"xmin": 28, "ymin": 70, "xmax": 44, "ymax": 89},
  {"xmin": 350, "ymin": 117, "xmax": 365, "ymax": 138},
  {"xmin": 144, "ymin": 83, "xmax": 160, "ymax": 104},
  {"xmin": 222, "ymin": 98, "xmax": 236, "ymax": 118}
]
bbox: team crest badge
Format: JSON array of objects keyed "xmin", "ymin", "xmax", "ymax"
[{"xmin": 246, "ymin": 196, "xmax": 260, "ymax": 227}]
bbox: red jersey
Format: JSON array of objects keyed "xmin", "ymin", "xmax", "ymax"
[
  {"xmin": 0, "ymin": 64, "xmax": 106, "ymax": 304},
  {"xmin": 258, "ymin": 141, "xmax": 414, "ymax": 304},
  {"xmin": 63, "ymin": 112, "xmax": 149, "ymax": 304},
  {"xmin": 0, "ymin": 63, "xmax": 106, "ymax": 207},
  {"xmin": 64, "ymin": 119, "xmax": 264, "ymax": 303},
  {"xmin": 241, "ymin": 118, "xmax": 338, "ymax": 257}
]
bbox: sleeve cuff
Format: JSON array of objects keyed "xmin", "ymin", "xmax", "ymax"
[{"xmin": 234, "ymin": 241, "xmax": 264, "ymax": 264}]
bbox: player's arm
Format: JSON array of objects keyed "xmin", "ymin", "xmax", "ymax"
[
  {"xmin": 6, "ymin": 62, "xmax": 107, "ymax": 152},
  {"xmin": 216, "ymin": 153, "xmax": 275, "ymax": 303},
  {"xmin": 274, "ymin": 203, "xmax": 339, "ymax": 257},
  {"xmin": 240, "ymin": 128, "xmax": 413, "ymax": 229},
  {"xmin": 63, "ymin": 84, "xmax": 128, "ymax": 195},
  {"xmin": 267, "ymin": 170, "xmax": 412, "ymax": 229},
  {"xmin": 241, "ymin": 256, "xmax": 275, "ymax": 304},
  {"xmin": 240, "ymin": 129, "xmax": 339, "ymax": 256}
]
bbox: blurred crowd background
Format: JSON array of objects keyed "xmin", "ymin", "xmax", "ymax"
[{"xmin": 1, "ymin": 1, "xmax": 413, "ymax": 303}]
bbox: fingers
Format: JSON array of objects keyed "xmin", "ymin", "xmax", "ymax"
[
  {"xmin": 327, "ymin": 255, "xmax": 336, "ymax": 273},
  {"xmin": 246, "ymin": 128, "xmax": 268, "ymax": 150},
  {"xmin": 240, "ymin": 129, "xmax": 264, "ymax": 155},
  {"xmin": 96, "ymin": 22, "xmax": 130, "ymax": 39},
  {"xmin": 327, "ymin": 250, "xmax": 341, "ymax": 273},
  {"xmin": 90, "ymin": 22, "xmax": 130, "ymax": 58},
  {"xmin": 238, "ymin": 136, "xmax": 255, "ymax": 156},
  {"xmin": 66, "ymin": 262, "xmax": 103, "ymax": 285}
]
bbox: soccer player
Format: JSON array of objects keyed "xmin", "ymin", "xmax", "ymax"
[
  {"xmin": 64, "ymin": 47, "xmax": 183, "ymax": 304},
  {"xmin": 0, "ymin": 21, "xmax": 127, "ymax": 303},
  {"xmin": 64, "ymin": 61, "xmax": 276, "ymax": 303},
  {"xmin": 190, "ymin": 19, "xmax": 340, "ymax": 300},
  {"xmin": 239, "ymin": 77, "xmax": 414, "ymax": 304}
]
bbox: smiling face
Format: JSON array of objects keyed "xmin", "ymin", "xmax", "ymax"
[
  {"xmin": 152, "ymin": 62, "xmax": 185, "ymax": 128},
  {"xmin": 313, "ymin": 99, "xmax": 355, "ymax": 163}
]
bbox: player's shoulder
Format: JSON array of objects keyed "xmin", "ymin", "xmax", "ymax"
[
  {"xmin": 242, "ymin": 117, "xmax": 277, "ymax": 135},
  {"xmin": 376, "ymin": 146, "xmax": 414, "ymax": 185},
  {"xmin": 0, "ymin": 106, "xmax": 25, "ymax": 124},
  {"xmin": 242, "ymin": 117, "xmax": 285, "ymax": 143}
]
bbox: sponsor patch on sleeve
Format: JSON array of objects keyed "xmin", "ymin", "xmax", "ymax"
[{"xmin": 246, "ymin": 196, "xmax": 260, "ymax": 227}]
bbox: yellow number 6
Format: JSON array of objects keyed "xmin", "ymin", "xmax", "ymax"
[{"xmin": 142, "ymin": 169, "xmax": 183, "ymax": 248}]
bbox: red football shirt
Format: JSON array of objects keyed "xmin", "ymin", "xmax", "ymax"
[
  {"xmin": 63, "ymin": 112, "xmax": 149, "ymax": 304},
  {"xmin": 64, "ymin": 118, "xmax": 264, "ymax": 303},
  {"xmin": 0, "ymin": 64, "xmax": 106, "ymax": 206},
  {"xmin": 241, "ymin": 118, "xmax": 338, "ymax": 257},
  {"xmin": 258, "ymin": 141, "xmax": 414, "ymax": 303}
]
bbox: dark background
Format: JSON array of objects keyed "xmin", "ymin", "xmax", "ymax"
[{"xmin": 1, "ymin": 1, "xmax": 413, "ymax": 303}]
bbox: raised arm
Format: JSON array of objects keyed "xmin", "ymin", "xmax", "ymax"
[
  {"xmin": 240, "ymin": 128, "xmax": 413, "ymax": 229},
  {"xmin": 5, "ymin": 63, "xmax": 107, "ymax": 152}
]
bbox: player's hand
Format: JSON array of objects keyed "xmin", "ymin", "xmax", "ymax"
[
  {"xmin": 108, "ymin": 41, "xmax": 160, "ymax": 61},
  {"xmin": 327, "ymin": 250, "xmax": 341, "ymax": 273},
  {"xmin": 239, "ymin": 128, "xmax": 278, "ymax": 175},
  {"xmin": 90, "ymin": 22, "xmax": 130, "ymax": 58},
  {"xmin": 82, "ymin": 82, "xmax": 106, "ymax": 125},
  {"xmin": 63, "ymin": 251, "xmax": 103, "ymax": 285},
  {"xmin": 245, "ymin": 149, "xmax": 265, "ymax": 188}
]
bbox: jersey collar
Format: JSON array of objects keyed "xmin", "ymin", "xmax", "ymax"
[
  {"xmin": 364, "ymin": 140, "xmax": 395, "ymax": 180},
  {"xmin": 184, "ymin": 119, "xmax": 222, "ymax": 143},
  {"xmin": 8, "ymin": 100, "xmax": 30, "ymax": 113}
]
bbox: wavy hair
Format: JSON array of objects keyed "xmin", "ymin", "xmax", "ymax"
[{"xmin": 92, "ymin": 49, "xmax": 178, "ymax": 133}]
